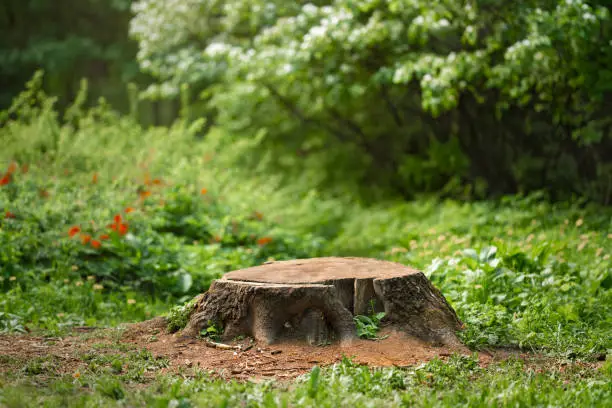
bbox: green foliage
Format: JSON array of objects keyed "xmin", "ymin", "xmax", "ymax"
[
  {"xmin": 0, "ymin": 78, "xmax": 324, "ymax": 332},
  {"xmin": 2, "ymin": 79, "xmax": 612, "ymax": 356},
  {"xmin": 131, "ymin": 0, "xmax": 612, "ymax": 202},
  {"xmin": 2, "ymin": 77, "xmax": 612, "ymax": 406},
  {"xmin": 2, "ymin": 355, "xmax": 611, "ymax": 407},
  {"xmin": 354, "ymin": 308, "xmax": 386, "ymax": 340},
  {"xmin": 199, "ymin": 320, "xmax": 223, "ymax": 341},
  {"xmin": 166, "ymin": 297, "xmax": 198, "ymax": 333}
]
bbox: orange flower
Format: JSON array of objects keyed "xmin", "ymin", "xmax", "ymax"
[
  {"xmin": 257, "ymin": 237, "xmax": 273, "ymax": 246},
  {"xmin": 200, "ymin": 188, "xmax": 208, "ymax": 195},
  {"xmin": 114, "ymin": 214, "xmax": 122, "ymax": 224},
  {"xmin": 139, "ymin": 190, "xmax": 151, "ymax": 200},
  {"xmin": 125, "ymin": 207, "xmax": 135, "ymax": 213},
  {"xmin": 90, "ymin": 240, "xmax": 101, "ymax": 249},
  {"xmin": 80, "ymin": 234, "xmax": 92, "ymax": 245},
  {"xmin": 68, "ymin": 226, "xmax": 81, "ymax": 237},
  {"xmin": 4, "ymin": 211, "xmax": 15, "ymax": 219},
  {"xmin": 0, "ymin": 174, "xmax": 10, "ymax": 186},
  {"xmin": 92, "ymin": 173, "xmax": 98, "ymax": 184},
  {"xmin": 6, "ymin": 162, "xmax": 17, "ymax": 174},
  {"xmin": 152, "ymin": 178, "xmax": 162, "ymax": 185},
  {"xmin": 118, "ymin": 223, "xmax": 129, "ymax": 236},
  {"xmin": 99, "ymin": 234, "xmax": 110, "ymax": 240}
]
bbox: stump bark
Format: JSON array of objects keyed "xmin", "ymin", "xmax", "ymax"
[{"xmin": 184, "ymin": 257, "xmax": 463, "ymax": 346}]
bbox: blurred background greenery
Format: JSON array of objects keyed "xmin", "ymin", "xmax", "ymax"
[{"xmin": 3, "ymin": 0, "xmax": 612, "ymax": 203}]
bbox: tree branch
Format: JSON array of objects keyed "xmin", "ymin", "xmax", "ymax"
[{"xmin": 380, "ymin": 84, "xmax": 404, "ymax": 127}]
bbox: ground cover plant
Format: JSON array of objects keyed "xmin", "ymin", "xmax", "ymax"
[{"xmin": 1, "ymin": 79, "xmax": 611, "ymax": 406}]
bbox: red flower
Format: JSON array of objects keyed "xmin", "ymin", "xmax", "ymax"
[
  {"xmin": 99, "ymin": 234, "xmax": 110, "ymax": 240},
  {"xmin": 90, "ymin": 240, "xmax": 101, "ymax": 249},
  {"xmin": 0, "ymin": 174, "xmax": 10, "ymax": 186},
  {"xmin": 6, "ymin": 162, "xmax": 17, "ymax": 175},
  {"xmin": 68, "ymin": 226, "xmax": 81, "ymax": 237},
  {"xmin": 80, "ymin": 234, "xmax": 92, "ymax": 245},
  {"xmin": 114, "ymin": 214, "xmax": 122, "ymax": 224},
  {"xmin": 118, "ymin": 223, "xmax": 129, "ymax": 236},
  {"xmin": 4, "ymin": 211, "xmax": 15, "ymax": 219},
  {"xmin": 257, "ymin": 237, "xmax": 273, "ymax": 246},
  {"xmin": 108, "ymin": 223, "xmax": 118, "ymax": 231}
]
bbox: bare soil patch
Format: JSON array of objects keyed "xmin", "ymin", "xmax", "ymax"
[
  {"xmin": 0, "ymin": 319, "xmax": 604, "ymax": 382},
  {"xmin": 124, "ymin": 318, "xmax": 478, "ymax": 380},
  {"xmin": 0, "ymin": 318, "xmax": 482, "ymax": 381}
]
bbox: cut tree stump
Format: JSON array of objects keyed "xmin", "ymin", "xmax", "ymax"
[{"xmin": 183, "ymin": 257, "xmax": 463, "ymax": 346}]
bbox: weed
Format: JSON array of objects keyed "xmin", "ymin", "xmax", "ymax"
[
  {"xmin": 354, "ymin": 312, "xmax": 387, "ymax": 340},
  {"xmin": 95, "ymin": 376, "xmax": 125, "ymax": 400},
  {"xmin": 166, "ymin": 297, "xmax": 198, "ymax": 333},
  {"xmin": 199, "ymin": 320, "xmax": 223, "ymax": 341}
]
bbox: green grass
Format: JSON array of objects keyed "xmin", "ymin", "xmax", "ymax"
[
  {"xmin": 1, "ymin": 80, "xmax": 611, "ymax": 406},
  {"xmin": 2, "ymin": 353, "xmax": 610, "ymax": 407}
]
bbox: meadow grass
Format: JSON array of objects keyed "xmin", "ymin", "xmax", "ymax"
[{"xmin": 1, "ymin": 83, "xmax": 611, "ymax": 406}]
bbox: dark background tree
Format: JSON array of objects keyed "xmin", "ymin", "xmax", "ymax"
[{"xmin": 0, "ymin": 0, "xmax": 179, "ymax": 125}]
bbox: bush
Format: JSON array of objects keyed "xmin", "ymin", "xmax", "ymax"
[{"xmin": 131, "ymin": 0, "xmax": 612, "ymax": 202}]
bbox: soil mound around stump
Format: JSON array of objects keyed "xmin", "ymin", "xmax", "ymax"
[{"xmin": 184, "ymin": 257, "xmax": 463, "ymax": 347}]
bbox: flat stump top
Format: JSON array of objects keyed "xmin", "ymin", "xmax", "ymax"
[{"xmin": 223, "ymin": 257, "xmax": 420, "ymax": 284}]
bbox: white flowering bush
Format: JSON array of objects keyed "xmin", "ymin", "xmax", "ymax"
[{"xmin": 130, "ymin": 0, "xmax": 612, "ymax": 201}]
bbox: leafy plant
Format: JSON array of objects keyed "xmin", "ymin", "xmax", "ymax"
[
  {"xmin": 166, "ymin": 297, "xmax": 198, "ymax": 333},
  {"xmin": 199, "ymin": 320, "xmax": 222, "ymax": 341},
  {"xmin": 354, "ymin": 311, "xmax": 386, "ymax": 340}
]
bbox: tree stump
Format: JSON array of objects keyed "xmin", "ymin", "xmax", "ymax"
[{"xmin": 184, "ymin": 257, "xmax": 463, "ymax": 346}]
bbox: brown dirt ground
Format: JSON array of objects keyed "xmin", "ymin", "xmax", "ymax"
[
  {"xmin": 122, "ymin": 318, "xmax": 487, "ymax": 380},
  {"xmin": 0, "ymin": 319, "xmax": 601, "ymax": 381}
]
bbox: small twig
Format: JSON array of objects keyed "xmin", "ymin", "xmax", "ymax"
[{"xmin": 204, "ymin": 340, "xmax": 240, "ymax": 350}]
